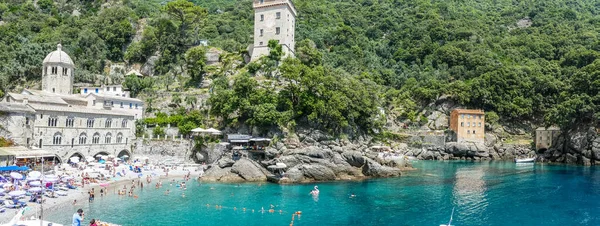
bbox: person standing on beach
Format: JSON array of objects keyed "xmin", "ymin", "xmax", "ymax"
[{"xmin": 72, "ymin": 209, "xmax": 84, "ymax": 226}]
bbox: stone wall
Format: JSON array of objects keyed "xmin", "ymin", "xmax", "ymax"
[{"xmin": 132, "ymin": 138, "xmax": 193, "ymax": 164}]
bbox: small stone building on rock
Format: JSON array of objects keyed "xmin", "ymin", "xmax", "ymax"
[{"xmin": 535, "ymin": 126, "xmax": 560, "ymax": 151}]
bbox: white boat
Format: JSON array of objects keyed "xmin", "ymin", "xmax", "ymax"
[
  {"xmin": 440, "ymin": 207, "xmax": 455, "ymax": 226},
  {"xmin": 515, "ymin": 157, "xmax": 535, "ymax": 163}
]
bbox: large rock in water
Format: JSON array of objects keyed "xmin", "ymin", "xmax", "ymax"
[
  {"xmin": 300, "ymin": 164, "xmax": 336, "ymax": 181},
  {"xmin": 231, "ymin": 159, "xmax": 267, "ymax": 182},
  {"xmin": 445, "ymin": 142, "xmax": 489, "ymax": 157},
  {"xmin": 201, "ymin": 166, "xmax": 243, "ymax": 182},
  {"xmin": 362, "ymin": 158, "xmax": 401, "ymax": 177},
  {"xmin": 341, "ymin": 151, "xmax": 366, "ymax": 167}
]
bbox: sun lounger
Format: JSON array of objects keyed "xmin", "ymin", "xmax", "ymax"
[{"xmin": 56, "ymin": 191, "xmax": 67, "ymax": 196}]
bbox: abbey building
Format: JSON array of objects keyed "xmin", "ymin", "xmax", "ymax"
[{"xmin": 0, "ymin": 44, "xmax": 142, "ymax": 163}]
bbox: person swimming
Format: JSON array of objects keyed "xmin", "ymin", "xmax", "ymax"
[
  {"xmin": 350, "ymin": 193, "xmax": 356, "ymax": 198},
  {"xmin": 309, "ymin": 186, "xmax": 320, "ymax": 195}
]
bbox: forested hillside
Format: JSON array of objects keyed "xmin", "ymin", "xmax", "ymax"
[{"xmin": 1, "ymin": 0, "xmax": 600, "ymax": 134}]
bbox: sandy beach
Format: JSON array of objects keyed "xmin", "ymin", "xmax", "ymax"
[{"xmin": 0, "ymin": 166, "xmax": 202, "ymax": 224}]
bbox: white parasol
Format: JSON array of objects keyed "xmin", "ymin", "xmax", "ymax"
[
  {"xmin": 10, "ymin": 172, "xmax": 23, "ymax": 180},
  {"xmin": 8, "ymin": 190, "xmax": 26, "ymax": 197},
  {"xmin": 28, "ymin": 171, "xmax": 41, "ymax": 179},
  {"xmin": 85, "ymin": 156, "xmax": 95, "ymax": 162},
  {"xmin": 205, "ymin": 128, "xmax": 221, "ymax": 135},
  {"xmin": 28, "ymin": 187, "xmax": 43, "ymax": 193},
  {"xmin": 70, "ymin": 157, "xmax": 80, "ymax": 163},
  {"xmin": 191, "ymin": 128, "xmax": 207, "ymax": 133},
  {"xmin": 2, "ymin": 183, "xmax": 12, "ymax": 188},
  {"xmin": 0, "ymin": 188, "xmax": 4, "ymax": 193},
  {"xmin": 29, "ymin": 181, "xmax": 41, "ymax": 187}
]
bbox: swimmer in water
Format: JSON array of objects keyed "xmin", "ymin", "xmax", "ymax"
[
  {"xmin": 350, "ymin": 193, "xmax": 356, "ymax": 198},
  {"xmin": 309, "ymin": 186, "xmax": 320, "ymax": 195},
  {"xmin": 182, "ymin": 193, "xmax": 185, "ymax": 198},
  {"xmin": 165, "ymin": 189, "xmax": 170, "ymax": 195}
]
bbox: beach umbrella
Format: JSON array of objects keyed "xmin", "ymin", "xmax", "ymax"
[
  {"xmin": 191, "ymin": 128, "xmax": 207, "ymax": 133},
  {"xmin": 85, "ymin": 156, "xmax": 95, "ymax": 162},
  {"xmin": 8, "ymin": 190, "xmax": 26, "ymax": 197},
  {"xmin": 70, "ymin": 157, "xmax": 80, "ymax": 163},
  {"xmin": 29, "ymin": 181, "xmax": 41, "ymax": 187},
  {"xmin": 3, "ymin": 183, "xmax": 12, "ymax": 188},
  {"xmin": 10, "ymin": 172, "xmax": 23, "ymax": 180},
  {"xmin": 0, "ymin": 188, "xmax": 4, "ymax": 193},
  {"xmin": 28, "ymin": 171, "xmax": 41, "ymax": 178},
  {"xmin": 108, "ymin": 155, "xmax": 116, "ymax": 158},
  {"xmin": 28, "ymin": 187, "xmax": 42, "ymax": 193}
]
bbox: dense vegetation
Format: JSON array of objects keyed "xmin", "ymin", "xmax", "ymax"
[{"xmin": 2, "ymin": 0, "xmax": 600, "ymax": 134}]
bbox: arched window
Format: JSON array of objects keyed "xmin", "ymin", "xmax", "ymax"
[
  {"xmin": 53, "ymin": 132, "xmax": 62, "ymax": 145},
  {"xmin": 105, "ymin": 133, "xmax": 112, "ymax": 144},
  {"xmin": 79, "ymin": 133, "xmax": 87, "ymax": 144},
  {"xmin": 105, "ymin": 119, "xmax": 112, "ymax": 128},
  {"xmin": 116, "ymin": 133, "xmax": 123, "ymax": 143},
  {"xmin": 87, "ymin": 118, "xmax": 95, "ymax": 128},
  {"xmin": 66, "ymin": 117, "xmax": 74, "ymax": 127},
  {"xmin": 48, "ymin": 117, "xmax": 58, "ymax": 127},
  {"xmin": 121, "ymin": 120, "xmax": 128, "ymax": 128},
  {"xmin": 92, "ymin": 133, "xmax": 100, "ymax": 144}
]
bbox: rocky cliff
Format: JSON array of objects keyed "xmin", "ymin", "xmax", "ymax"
[{"xmin": 540, "ymin": 126, "xmax": 600, "ymax": 165}]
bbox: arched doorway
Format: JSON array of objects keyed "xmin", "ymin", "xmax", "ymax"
[
  {"xmin": 68, "ymin": 152, "xmax": 84, "ymax": 163},
  {"xmin": 94, "ymin": 151, "xmax": 110, "ymax": 159},
  {"xmin": 117, "ymin": 150, "xmax": 131, "ymax": 160}
]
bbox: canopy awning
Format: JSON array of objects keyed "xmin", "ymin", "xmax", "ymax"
[
  {"xmin": 0, "ymin": 166, "xmax": 29, "ymax": 172},
  {"xmin": 0, "ymin": 146, "xmax": 55, "ymax": 158},
  {"xmin": 249, "ymin": 138, "xmax": 271, "ymax": 142},
  {"xmin": 230, "ymin": 140, "xmax": 249, "ymax": 143}
]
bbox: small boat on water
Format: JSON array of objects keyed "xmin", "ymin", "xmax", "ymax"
[{"xmin": 515, "ymin": 157, "xmax": 535, "ymax": 163}]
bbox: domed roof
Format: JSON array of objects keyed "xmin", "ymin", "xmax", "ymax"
[{"xmin": 43, "ymin": 44, "xmax": 74, "ymax": 66}]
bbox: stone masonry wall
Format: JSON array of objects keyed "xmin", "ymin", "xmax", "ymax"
[{"xmin": 132, "ymin": 138, "xmax": 193, "ymax": 164}]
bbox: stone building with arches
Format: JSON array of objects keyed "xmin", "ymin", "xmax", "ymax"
[{"xmin": 0, "ymin": 44, "xmax": 137, "ymax": 163}]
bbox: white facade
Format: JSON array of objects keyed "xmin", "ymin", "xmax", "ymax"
[
  {"xmin": 0, "ymin": 44, "xmax": 139, "ymax": 162},
  {"xmin": 250, "ymin": 0, "xmax": 297, "ymax": 61},
  {"xmin": 80, "ymin": 85, "xmax": 131, "ymax": 98}
]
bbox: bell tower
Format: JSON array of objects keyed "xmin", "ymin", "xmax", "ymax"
[
  {"xmin": 251, "ymin": 0, "xmax": 297, "ymax": 61},
  {"xmin": 42, "ymin": 44, "xmax": 74, "ymax": 94}
]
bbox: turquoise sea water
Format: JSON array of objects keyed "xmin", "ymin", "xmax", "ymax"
[{"xmin": 45, "ymin": 161, "xmax": 600, "ymax": 225}]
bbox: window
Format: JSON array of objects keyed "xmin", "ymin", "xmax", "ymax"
[
  {"xmin": 62, "ymin": 68, "xmax": 68, "ymax": 76},
  {"xmin": 259, "ymin": 41, "xmax": 263, "ymax": 45},
  {"xmin": 116, "ymin": 133, "xmax": 123, "ymax": 143},
  {"xmin": 40, "ymin": 114, "xmax": 43, "ymax": 119},
  {"xmin": 53, "ymin": 132, "xmax": 62, "ymax": 145},
  {"xmin": 87, "ymin": 118, "xmax": 95, "ymax": 128},
  {"xmin": 79, "ymin": 133, "xmax": 87, "ymax": 144},
  {"xmin": 113, "ymin": 87, "xmax": 116, "ymax": 91},
  {"xmin": 95, "ymin": 89, "xmax": 99, "ymax": 93},
  {"xmin": 259, "ymin": 0, "xmax": 263, "ymax": 3},
  {"xmin": 479, "ymin": 115, "xmax": 482, "ymax": 119},
  {"xmin": 66, "ymin": 118, "xmax": 74, "ymax": 127},
  {"xmin": 111, "ymin": 101, "xmax": 114, "ymax": 106},
  {"xmin": 260, "ymin": 29, "xmax": 263, "ymax": 36},
  {"xmin": 51, "ymin": 67, "xmax": 57, "ymax": 74},
  {"xmin": 260, "ymin": 14, "xmax": 264, "ymax": 21},
  {"xmin": 467, "ymin": 122, "xmax": 470, "ymax": 127},
  {"xmin": 92, "ymin": 133, "xmax": 100, "ymax": 144},
  {"xmin": 93, "ymin": 100, "xmax": 96, "ymax": 106},
  {"xmin": 461, "ymin": 114, "xmax": 464, "ymax": 119},
  {"xmin": 106, "ymin": 87, "xmax": 110, "ymax": 91},
  {"xmin": 473, "ymin": 130, "xmax": 476, "ymax": 134},
  {"xmin": 467, "ymin": 114, "xmax": 471, "ymax": 119},
  {"xmin": 25, "ymin": 117, "xmax": 30, "ymax": 125},
  {"xmin": 105, "ymin": 133, "xmax": 112, "ymax": 143},
  {"xmin": 478, "ymin": 122, "xmax": 481, "ymax": 127},
  {"xmin": 52, "ymin": 88, "xmax": 55, "ymax": 93},
  {"xmin": 129, "ymin": 103, "xmax": 132, "ymax": 109},
  {"xmin": 135, "ymin": 104, "xmax": 138, "ymax": 109},
  {"xmin": 276, "ymin": 27, "xmax": 280, "ymax": 34},
  {"xmin": 105, "ymin": 119, "xmax": 112, "ymax": 128},
  {"xmin": 467, "ymin": 130, "xmax": 470, "ymax": 134},
  {"xmin": 461, "ymin": 122, "xmax": 464, "ymax": 127},
  {"xmin": 120, "ymin": 102, "xmax": 123, "ymax": 108},
  {"xmin": 48, "ymin": 117, "xmax": 58, "ymax": 127},
  {"xmin": 276, "ymin": 12, "xmax": 281, "ymax": 19},
  {"xmin": 122, "ymin": 120, "xmax": 128, "ymax": 128}
]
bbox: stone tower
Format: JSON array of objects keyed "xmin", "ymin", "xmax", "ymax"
[
  {"xmin": 42, "ymin": 44, "xmax": 74, "ymax": 94},
  {"xmin": 250, "ymin": 0, "xmax": 297, "ymax": 61}
]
